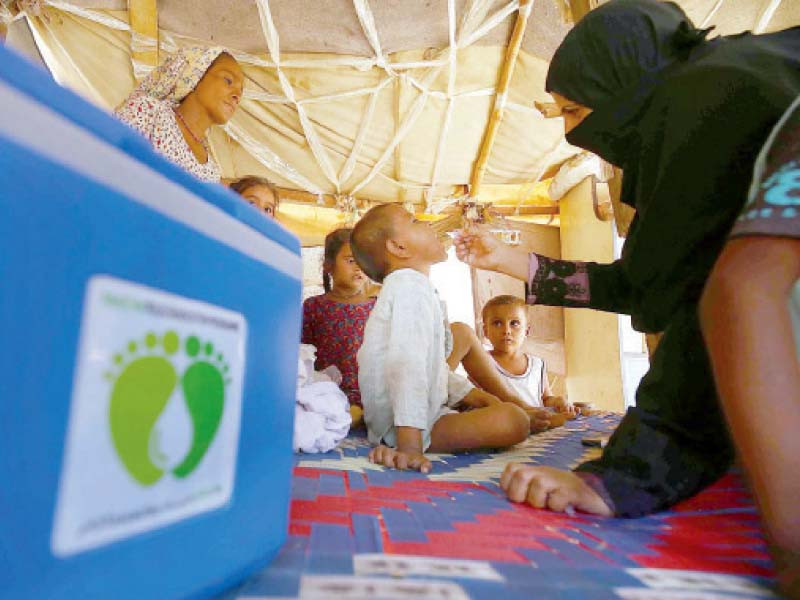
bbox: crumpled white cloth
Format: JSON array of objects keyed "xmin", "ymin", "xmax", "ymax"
[{"xmin": 293, "ymin": 344, "xmax": 351, "ymax": 453}]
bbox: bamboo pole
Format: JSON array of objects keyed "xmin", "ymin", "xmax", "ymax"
[
  {"xmin": 276, "ymin": 186, "xmax": 558, "ymax": 217},
  {"xmin": 567, "ymin": 0, "xmax": 595, "ymax": 22},
  {"xmin": 607, "ymin": 165, "xmax": 635, "ymax": 236},
  {"xmin": 393, "ymin": 75, "xmax": 406, "ymax": 204},
  {"xmin": 488, "ymin": 205, "xmax": 559, "ymax": 216},
  {"xmin": 468, "ymin": 0, "xmax": 533, "ymax": 197},
  {"xmin": 128, "ymin": 0, "xmax": 159, "ymax": 81},
  {"xmin": 0, "ymin": 2, "xmax": 16, "ymax": 43}
]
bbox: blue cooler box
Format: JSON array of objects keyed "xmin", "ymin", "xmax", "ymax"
[{"xmin": 0, "ymin": 46, "xmax": 301, "ymax": 599}]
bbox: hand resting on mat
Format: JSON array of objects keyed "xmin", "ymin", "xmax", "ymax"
[{"xmin": 501, "ymin": 464, "xmax": 613, "ymax": 516}]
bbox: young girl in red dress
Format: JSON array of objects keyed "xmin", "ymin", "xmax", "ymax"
[{"xmin": 302, "ymin": 229, "xmax": 376, "ymax": 425}]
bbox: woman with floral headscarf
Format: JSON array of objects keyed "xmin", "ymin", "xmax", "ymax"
[
  {"xmin": 115, "ymin": 46, "xmax": 244, "ymax": 182},
  {"xmin": 456, "ymin": 0, "xmax": 800, "ymax": 519}
]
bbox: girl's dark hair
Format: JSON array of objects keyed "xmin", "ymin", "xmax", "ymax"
[
  {"xmin": 322, "ymin": 228, "xmax": 353, "ymax": 292},
  {"xmin": 229, "ymin": 176, "xmax": 279, "ymax": 202}
]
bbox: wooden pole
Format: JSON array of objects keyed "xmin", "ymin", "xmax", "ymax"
[
  {"xmin": 0, "ymin": 2, "xmax": 15, "ymax": 44},
  {"xmin": 276, "ymin": 187, "xmax": 557, "ymax": 217},
  {"xmin": 607, "ymin": 165, "xmax": 635, "ymax": 237},
  {"xmin": 487, "ymin": 205, "xmax": 559, "ymax": 217},
  {"xmin": 128, "ymin": 0, "xmax": 159, "ymax": 81},
  {"xmin": 468, "ymin": 0, "xmax": 533, "ymax": 197},
  {"xmin": 567, "ymin": 0, "xmax": 592, "ymax": 22},
  {"xmin": 567, "ymin": 0, "xmax": 606, "ymax": 23},
  {"xmin": 393, "ymin": 76, "xmax": 406, "ymax": 204}
]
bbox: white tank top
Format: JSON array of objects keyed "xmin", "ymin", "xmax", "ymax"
[{"xmin": 493, "ymin": 354, "xmax": 546, "ymax": 408}]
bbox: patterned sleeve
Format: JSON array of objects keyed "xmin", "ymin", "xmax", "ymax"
[
  {"xmin": 526, "ymin": 251, "xmax": 639, "ymax": 320},
  {"xmin": 301, "ymin": 297, "xmax": 315, "ymax": 345},
  {"xmin": 114, "ymin": 93, "xmax": 158, "ymax": 142},
  {"xmin": 730, "ymin": 96, "xmax": 800, "ymax": 241},
  {"xmin": 526, "ymin": 254, "xmax": 592, "ymax": 307}
]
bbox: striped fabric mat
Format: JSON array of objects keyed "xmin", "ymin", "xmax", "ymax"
[{"xmin": 224, "ymin": 415, "xmax": 776, "ymax": 599}]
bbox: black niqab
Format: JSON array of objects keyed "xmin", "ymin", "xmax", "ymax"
[
  {"xmin": 546, "ymin": 0, "xmax": 713, "ymax": 168},
  {"xmin": 542, "ymin": 0, "xmax": 800, "ymax": 333}
]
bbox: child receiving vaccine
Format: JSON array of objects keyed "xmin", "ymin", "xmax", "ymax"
[
  {"xmin": 482, "ymin": 295, "xmax": 574, "ymax": 415},
  {"xmin": 302, "ymin": 229, "xmax": 375, "ymax": 425},
  {"xmin": 351, "ymin": 205, "xmax": 531, "ymax": 472}
]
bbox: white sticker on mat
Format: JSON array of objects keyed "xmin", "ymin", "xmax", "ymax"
[
  {"xmin": 625, "ymin": 569, "xmax": 775, "ymax": 596},
  {"xmin": 354, "ymin": 554, "xmax": 503, "ymax": 581},
  {"xmin": 51, "ymin": 275, "xmax": 247, "ymax": 557}
]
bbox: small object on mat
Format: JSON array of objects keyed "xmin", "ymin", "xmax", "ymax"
[
  {"xmin": 581, "ymin": 435, "xmax": 609, "ymax": 448},
  {"xmin": 573, "ymin": 401, "xmax": 600, "ymax": 416}
]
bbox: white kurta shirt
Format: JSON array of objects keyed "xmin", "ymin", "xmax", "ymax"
[{"xmin": 358, "ymin": 269, "xmax": 474, "ymax": 450}]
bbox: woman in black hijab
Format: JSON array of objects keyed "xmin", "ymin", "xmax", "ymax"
[{"xmin": 457, "ymin": 0, "xmax": 800, "ymax": 517}]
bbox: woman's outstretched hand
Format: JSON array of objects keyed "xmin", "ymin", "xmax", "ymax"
[
  {"xmin": 453, "ymin": 224, "xmax": 530, "ymax": 281},
  {"xmin": 453, "ymin": 225, "xmax": 504, "ymax": 271}
]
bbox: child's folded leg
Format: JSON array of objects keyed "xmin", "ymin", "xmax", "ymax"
[{"xmin": 428, "ymin": 401, "xmax": 529, "ymax": 453}]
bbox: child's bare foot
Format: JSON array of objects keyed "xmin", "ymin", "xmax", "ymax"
[
  {"xmin": 368, "ymin": 445, "xmax": 432, "ymax": 473},
  {"xmin": 545, "ymin": 411, "xmax": 568, "ymax": 428},
  {"xmin": 524, "ymin": 407, "xmax": 552, "ymax": 433}
]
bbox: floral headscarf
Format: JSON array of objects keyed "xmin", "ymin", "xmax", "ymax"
[{"xmin": 131, "ymin": 45, "xmax": 227, "ymax": 104}]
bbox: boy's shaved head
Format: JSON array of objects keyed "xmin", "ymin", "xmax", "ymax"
[{"xmin": 351, "ymin": 204, "xmax": 400, "ymax": 283}]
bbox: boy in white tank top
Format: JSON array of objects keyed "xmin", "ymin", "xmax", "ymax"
[{"xmin": 482, "ymin": 295, "xmax": 575, "ymax": 415}]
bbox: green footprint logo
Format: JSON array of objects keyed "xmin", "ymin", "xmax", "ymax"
[{"xmin": 106, "ymin": 331, "xmax": 230, "ymax": 486}]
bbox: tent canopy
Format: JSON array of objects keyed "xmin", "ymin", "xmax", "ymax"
[{"xmin": 3, "ymin": 0, "xmax": 797, "ymax": 242}]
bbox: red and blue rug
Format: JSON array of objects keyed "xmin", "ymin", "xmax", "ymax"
[{"xmin": 227, "ymin": 415, "xmax": 776, "ymax": 599}]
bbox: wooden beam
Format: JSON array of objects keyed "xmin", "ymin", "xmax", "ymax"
[
  {"xmin": 128, "ymin": 0, "xmax": 159, "ymax": 81},
  {"xmin": 276, "ymin": 187, "xmax": 425, "ymax": 213},
  {"xmin": 489, "ymin": 205, "xmax": 559, "ymax": 216},
  {"xmin": 0, "ymin": 2, "xmax": 15, "ymax": 44},
  {"xmin": 607, "ymin": 166, "xmax": 635, "ymax": 236},
  {"xmin": 469, "ymin": 0, "xmax": 533, "ymax": 197},
  {"xmin": 276, "ymin": 187, "xmax": 339, "ymax": 208},
  {"xmin": 274, "ymin": 186, "xmax": 558, "ymax": 217},
  {"xmin": 393, "ymin": 76, "xmax": 406, "ymax": 204},
  {"xmin": 567, "ymin": 0, "xmax": 603, "ymax": 23},
  {"xmin": 440, "ymin": 204, "xmax": 558, "ymax": 217}
]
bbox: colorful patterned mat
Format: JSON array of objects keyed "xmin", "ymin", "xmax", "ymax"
[{"xmin": 224, "ymin": 415, "xmax": 777, "ymax": 599}]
